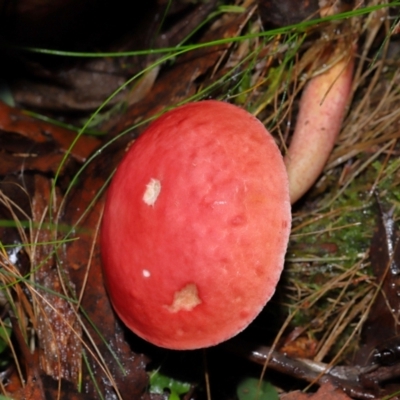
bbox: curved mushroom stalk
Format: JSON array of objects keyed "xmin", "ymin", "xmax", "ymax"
[{"xmin": 284, "ymin": 48, "xmax": 355, "ymax": 204}]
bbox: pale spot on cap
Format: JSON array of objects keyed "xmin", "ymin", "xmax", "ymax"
[
  {"xmin": 165, "ymin": 283, "xmax": 202, "ymax": 313},
  {"xmin": 143, "ymin": 178, "xmax": 161, "ymax": 206},
  {"xmin": 142, "ymin": 269, "xmax": 151, "ymax": 278}
]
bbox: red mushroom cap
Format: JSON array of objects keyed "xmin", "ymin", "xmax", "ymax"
[{"xmin": 101, "ymin": 100, "xmax": 291, "ymax": 350}]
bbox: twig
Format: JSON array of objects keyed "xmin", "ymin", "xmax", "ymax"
[{"xmin": 224, "ymin": 338, "xmax": 377, "ymax": 399}]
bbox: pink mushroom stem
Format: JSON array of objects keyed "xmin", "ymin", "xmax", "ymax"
[{"xmin": 284, "ymin": 47, "xmax": 355, "ymax": 204}]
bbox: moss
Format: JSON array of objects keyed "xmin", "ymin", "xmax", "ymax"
[{"xmin": 283, "ymin": 147, "xmax": 400, "ymax": 361}]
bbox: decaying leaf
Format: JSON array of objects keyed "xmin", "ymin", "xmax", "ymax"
[
  {"xmin": 32, "ymin": 175, "xmax": 82, "ymax": 384},
  {"xmin": 281, "ymin": 382, "xmax": 352, "ymax": 400},
  {"xmin": 356, "ymin": 201, "xmax": 400, "ymax": 396},
  {"xmin": 358, "ymin": 202, "xmax": 400, "ymax": 360}
]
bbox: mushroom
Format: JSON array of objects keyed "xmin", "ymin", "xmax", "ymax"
[
  {"xmin": 101, "ymin": 100, "xmax": 291, "ymax": 350},
  {"xmin": 101, "ymin": 49, "xmax": 355, "ymax": 348}
]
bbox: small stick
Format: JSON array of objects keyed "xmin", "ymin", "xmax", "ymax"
[{"xmin": 224, "ymin": 339, "xmax": 377, "ymax": 399}]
